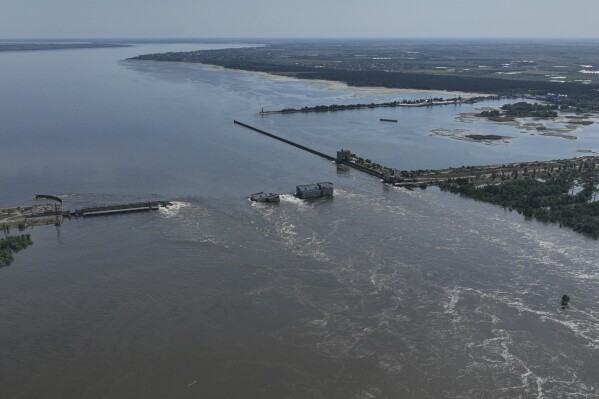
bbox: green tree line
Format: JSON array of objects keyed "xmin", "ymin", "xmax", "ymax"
[
  {"xmin": 440, "ymin": 170, "xmax": 599, "ymax": 238},
  {"xmin": 0, "ymin": 234, "xmax": 33, "ymax": 267}
]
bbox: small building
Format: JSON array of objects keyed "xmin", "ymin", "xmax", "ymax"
[
  {"xmin": 544, "ymin": 93, "xmax": 569, "ymax": 103},
  {"xmin": 296, "ymin": 182, "xmax": 334, "ymax": 199},
  {"xmin": 336, "ymin": 149, "xmax": 351, "ymax": 164},
  {"xmin": 382, "ymin": 169, "xmax": 396, "ymax": 183}
]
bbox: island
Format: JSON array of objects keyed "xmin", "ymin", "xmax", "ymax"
[{"xmin": 480, "ymin": 102, "xmax": 559, "ymax": 120}]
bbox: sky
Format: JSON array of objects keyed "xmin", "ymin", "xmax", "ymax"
[{"xmin": 2, "ymin": 0, "xmax": 599, "ymax": 39}]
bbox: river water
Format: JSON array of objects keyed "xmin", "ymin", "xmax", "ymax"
[{"xmin": 1, "ymin": 42, "xmax": 598, "ymax": 398}]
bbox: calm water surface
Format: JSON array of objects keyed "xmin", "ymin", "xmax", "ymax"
[{"xmin": 0, "ymin": 42, "xmax": 598, "ymax": 398}]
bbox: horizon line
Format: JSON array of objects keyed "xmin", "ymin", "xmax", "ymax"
[{"xmin": 3, "ymin": 36, "xmax": 599, "ymax": 42}]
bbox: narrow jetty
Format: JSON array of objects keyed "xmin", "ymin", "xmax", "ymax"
[
  {"xmin": 233, "ymin": 120, "xmax": 335, "ymax": 162},
  {"xmin": 72, "ymin": 201, "xmax": 172, "ymax": 217},
  {"xmin": 1, "ymin": 199, "xmax": 173, "ymax": 230},
  {"xmin": 234, "ymin": 121, "xmax": 383, "ymax": 178},
  {"xmin": 35, "ymin": 194, "xmax": 63, "ymax": 204}
]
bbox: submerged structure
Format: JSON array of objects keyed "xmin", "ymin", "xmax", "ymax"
[
  {"xmin": 295, "ymin": 182, "xmax": 334, "ymax": 199},
  {"xmin": 561, "ymin": 294, "xmax": 571, "ymax": 308},
  {"xmin": 250, "ymin": 192, "xmax": 280, "ymax": 203}
]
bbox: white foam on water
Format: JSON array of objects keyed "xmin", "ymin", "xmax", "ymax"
[
  {"xmin": 455, "ymin": 285, "xmax": 599, "ymax": 352},
  {"xmin": 464, "ymin": 328, "xmax": 546, "ymax": 397},
  {"xmin": 158, "ymin": 201, "xmax": 191, "ymax": 218},
  {"xmin": 356, "ymin": 388, "xmax": 381, "ymax": 399},
  {"xmin": 472, "ymin": 214, "xmax": 599, "ymax": 284},
  {"xmin": 443, "ymin": 287, "xmax": 461, "ymax": 317},
  {"xmin": 378, "ymin": 354, "xmax": 404, "ymax": 374},
  {"xmin": 250, "ymin": 199, "xmax": 278, "ymax": 218},
  {"xmin": 308, "ymin": 319, "xmax": 327, "ymax": 328},
  {"xmin": 279, "ymin": 194, "xmax": 308, "ymax": 208},
  {"xmin": 254, "ymin": 200, "xmax": 331, "ymax": 262},
  {"xmin": 334, "ymin": 187, "xmax": 369, "ymax": 200}
]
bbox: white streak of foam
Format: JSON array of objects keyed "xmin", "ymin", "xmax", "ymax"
[
  {"xmin": 279, "ymin": 194, "xmax": 308, "ymax": 209},
  {"xmin": 158, "ymin": 201, "xmax": 191, "ymax": 218},
  {"xmin": 456, "ymin": 286, "xmax": 599, "ymax": 351},
  {"xmin": 465, "ymin": 328, "xmax": 546, "ymax": 397},
  {"xmin": 443, "ymin": 287, "xmax": 461, "ymax": 315}
]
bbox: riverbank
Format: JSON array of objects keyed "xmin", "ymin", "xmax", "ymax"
[
  {"xmin": 1, "ymin": 204, "xmax": 60, "ymax": 230},
  {"xmin": 129, "ymin": 42, "xmax": 599, "ymax": 98},
  {"xmin": 457, "ymin": 111, "xmax": 599, "ymax": 140},
  {"xmin": 166, "ymin": 61, "xmax": 489, "ymax": 98},
  {"xmin": 336, "ymin": 147, "xmax": 598, "ymax": 238},
  {"xmin": 439, "ymin": 167, "xmax": 599, "ymax": 239},
  {"xmin": 408, "ymin": 157, "xmax": 599, "ymax": 239},
  {"xmin": 429, "ymin": 129, "xmax": 512, "ymax": 144}
]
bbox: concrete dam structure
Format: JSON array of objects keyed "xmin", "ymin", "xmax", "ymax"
[{"xmin": 295, "ymin": 182, "xmax": 334, "ymax": 199}]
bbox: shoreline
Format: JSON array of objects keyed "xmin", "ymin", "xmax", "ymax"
[
  {"xmin": 457, "ymin": 111, "xmax": 599, "ymax": 140},
  {"xmin": 257, "ymin": 97, "xmax": 501, "ymax": 115},
  {"xmin": 429, "ymin": 128, "xmax": 512, "ymax": 145},
  {"xmin": 170, "ymin": 60, "xmax": 490, "ymax": 98}
]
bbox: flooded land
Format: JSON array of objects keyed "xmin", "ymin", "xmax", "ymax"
[{"xmin": 1, "ymin": 41, "xmax": 599, "ymax": 398}]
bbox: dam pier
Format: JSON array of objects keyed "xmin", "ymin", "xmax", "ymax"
[
  {"xmin": 234, "ymin": 120, "xmax": 599, "ymax": 189},
  {"xmin": 233, "ymin": 120, "xmax": 382, "ymax": 178},
  {"xmin": 1, "ymin": 199, "xmax": 173, "ymax": 230}
]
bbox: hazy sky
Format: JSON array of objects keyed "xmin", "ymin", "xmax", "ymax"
[{"xmin": 2, "ymin": 0, "xmax": 599, "ymax": 39}]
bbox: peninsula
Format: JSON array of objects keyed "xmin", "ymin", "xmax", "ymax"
[{"xmin": 130, "ymin": 40, "xmax": 599, "ymax": 111}]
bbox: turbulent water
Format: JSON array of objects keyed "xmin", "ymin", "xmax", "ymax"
[{"xmin": 1, "ymin": 42, "xmax": 598, "ymax": 398}]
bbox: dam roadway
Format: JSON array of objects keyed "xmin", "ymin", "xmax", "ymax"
[
  {"xmin": 233, "ymin": 120, "xmax": 383, "ymax": 179},
  {"xmin": 233, "ymin": 120, "xmax": 599, "ymax": 188}
]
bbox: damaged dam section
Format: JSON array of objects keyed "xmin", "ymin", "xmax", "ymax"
[
  {"xmin": 234, "ymin": 120, "xmax": 599, "ymax": 238},
  {"xmin": 1, "ymin": 198, "xmax": 173, "ymax": 231}
]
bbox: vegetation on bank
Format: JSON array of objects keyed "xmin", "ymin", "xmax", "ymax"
[
  {"xmin": 465, "ymin": 135, "xmax": 506, "ymax": 141},
  {"xmin": 131, "ymin": 41, "xmax": 599, "ymax": 112},
  {"xmin": 439, "ymin": 166, "xmax": 599, "ymax": 239},
  {"xmin": 480, "ymin": 102, "xmax": 559, "ymax": 119},
  {"xmin": 0, "ymin": 234, "xmax": 33, "ymax": 267},
  {"xmin": 268, "ymin": 65, "xmax": 596, "ymax": 99},
  {"xmin": 133, "ymin": 56, "xmax": 599, "ymax": 113},
  {"xmin": 266, "ymin": 96, "xmax": 500, "ymax": 114},
  {"xmin": 132, "ymin": 52, "xmax": 599, "ymax": 98}
]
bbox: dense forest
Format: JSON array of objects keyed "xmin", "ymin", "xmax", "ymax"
[
  {"xmin": 480, "ymin": 102, "xmax": 560, "ymax": 119},
  {"xmin": 440, "ymin": 168, "xmax": 599, "ymax": 238},
  {"xmin": 0, "ymin": 234, "xmax": 33, "ymax": 267},
  {"xmin": 213, "ymin": 61, "xmax": 599, "ymax": 98},
  {"xmin": 131, "ymin": 53, "xmax": 599, "ymax": 98}
]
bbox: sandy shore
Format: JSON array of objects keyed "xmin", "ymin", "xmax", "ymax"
[
  {"xmin": 429, "ymin": 128, "xmax": 512, "ymax": 145},
  {"xmin": 456, "ymin": 112, "xmax": 599, "ymax": 140},
  {"xmin": 195, "ymin": 62, "xmax": 488, "ymax": 98}
]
